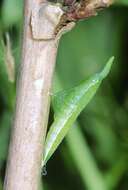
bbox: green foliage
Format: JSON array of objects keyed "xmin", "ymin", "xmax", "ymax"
[
  {"xmin": 116, "ymin": 0, "xmax": 128, "ymax": 5},
  {"xmin": 1, "ymin": 0, "xmax": 23, "ymax": 27},
  {"xmin": 0, "ymin": 180, "xmax": 2, "ymax": 190},
  {"xmin": 0, "ymin": 111, "xmax": 11, "ymax": 164},
  {"xmin": 66, "ymin": 123, "xmax": 107, "ymax": 190}
]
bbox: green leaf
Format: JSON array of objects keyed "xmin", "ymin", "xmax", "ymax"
[
  {"xmin": 2, "ymin": 0, "xmax": 23, "ymax": 27},
  {"xmin": 42, "ymin": 57, "xmax": 114, "ymax": 166},
  {"xmin": 116, "ymin": 0, "xmax": 128, "ymax": 6}
]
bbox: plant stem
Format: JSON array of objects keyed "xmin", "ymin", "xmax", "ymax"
[
  {"xmin": 66, "ymin": 124, "xmax": 107, "ymax": 190},
  {"xmin": 4, "ymin": 0, "xmax": 60, "ymax": 189}
]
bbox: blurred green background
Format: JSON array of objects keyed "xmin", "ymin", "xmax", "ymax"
[{"xmin": 0, "ymin": 0, "xmax": 128, "ymax": 189}]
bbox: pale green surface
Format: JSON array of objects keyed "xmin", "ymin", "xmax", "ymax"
[
  {"xmin": 1, "ymin": 0, "xmax": 23, "ymax": 27},
  {"xmin": 43, "ymin": 57, "xmax": 114, "ymax": 165}
]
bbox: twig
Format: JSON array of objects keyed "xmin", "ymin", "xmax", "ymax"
[{"xmin": 3, "ymin": 0, "xmax": 67, "ymax": 189}]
